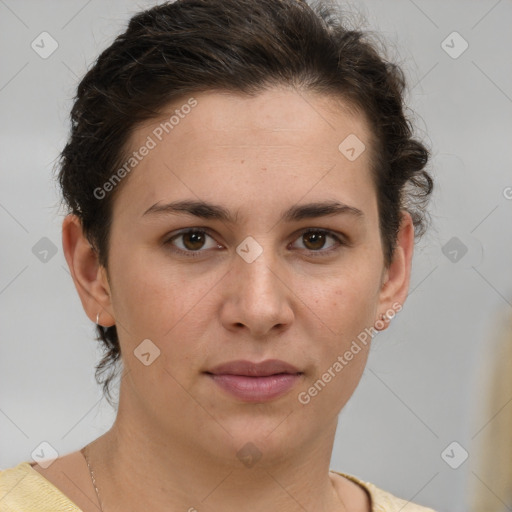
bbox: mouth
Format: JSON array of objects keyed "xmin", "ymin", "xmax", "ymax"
[
  {"xmin": 204, "ymin": 359, "xmax": 303, "ymax": 402},
  {"xmin": 206, "ymin": 359, "xmax": 302, "ymax": 377}
]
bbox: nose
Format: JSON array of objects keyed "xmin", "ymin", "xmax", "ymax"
[{"xmin": 219, "ymin": 242, "xmax": 294, "ymax": 338}]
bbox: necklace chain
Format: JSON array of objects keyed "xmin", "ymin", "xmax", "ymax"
[
  {"xmin": 81, "ymin": 445, "xmax": 104, "ymax": 512},
  {"xmin": 80, "ymin": 445, "xmax": 348, "ymax": 512}
]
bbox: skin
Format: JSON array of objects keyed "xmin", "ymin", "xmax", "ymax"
[{"xmin": 42, "ymin": 87, "xmax": 414, "ymax": 512}]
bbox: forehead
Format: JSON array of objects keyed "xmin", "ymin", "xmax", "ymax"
[
  {"xmin": 113, "ymin": 87, "xmax": 376, "ymax": 223},
  {"xmin": 161, "ymin": 88, "xmax": 368, "ymax": 147}
]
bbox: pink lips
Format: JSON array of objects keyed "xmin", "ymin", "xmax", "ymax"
[{"xmin": 205, "ymin": 359, "xmax": 303, "ymax": 402}]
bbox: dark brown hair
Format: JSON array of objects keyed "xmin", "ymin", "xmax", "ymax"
[{"xmin": 57, "ymin": 0, "xmax": 433, "ymax": 406}]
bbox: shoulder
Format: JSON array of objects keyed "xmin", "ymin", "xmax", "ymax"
[
  {"xmin": 331, "ymin": 471, "xmax": 438, "ymax": 512},
  {"xmin": 0, "ymin": 461, "xmax": 82, "ymax": 511}
]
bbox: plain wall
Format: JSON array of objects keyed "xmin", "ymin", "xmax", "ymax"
[{"xmin": 1, "ymin": 1, "xmax": 511, "ymax": 511}]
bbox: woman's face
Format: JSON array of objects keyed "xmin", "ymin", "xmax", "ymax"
[{"xmin": 70, "ymin": 87, "xmax": 413, "ymax": 465}]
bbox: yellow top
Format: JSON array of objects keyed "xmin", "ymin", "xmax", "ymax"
[{"xmin": 0, "ymin": 461, "xmax": 437, "ymax": 512}]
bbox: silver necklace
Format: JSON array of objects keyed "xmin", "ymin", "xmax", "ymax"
[{"xmin": 81, "ymin": 445, "xmax": 104, "ymax": 512}]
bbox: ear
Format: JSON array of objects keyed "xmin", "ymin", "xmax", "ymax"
[
  {"xmin": 61, "ymin": 214, "xmax": 115, "ymax": 327},
  {"xmin": 376, "ymin": 210, "xmax": 415, "ymax": 330}
]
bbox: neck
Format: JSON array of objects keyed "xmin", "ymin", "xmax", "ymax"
[{"xmin": 88, "ymin": 386, "xmax": 346, "ymax": 512}]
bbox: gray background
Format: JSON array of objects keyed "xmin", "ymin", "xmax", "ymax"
[{"xmin": 1, "ymin": 1, "xmax": 511, "ymax": 511}]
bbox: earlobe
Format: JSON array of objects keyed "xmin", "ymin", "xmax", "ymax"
[{"xmin": 61, "ymin": 214, "xmax": 115, "ymax": 328}]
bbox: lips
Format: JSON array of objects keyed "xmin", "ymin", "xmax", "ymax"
[
  {"xmin": 205, "ymin": 359, "xmax": 302, "ymax": 377},
  {"xmin": 205, "ymin": 359, "xmax": 303, "ymax": 402}
]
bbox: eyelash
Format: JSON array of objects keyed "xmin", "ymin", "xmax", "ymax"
[{"xmin": 163, "ymin": 228, "xmax": 347, "ymax": 259}]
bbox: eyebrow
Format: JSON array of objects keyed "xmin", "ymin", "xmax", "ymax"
[{"xmin": 142, "ymin": 199, "xmax": 364, "ymax": 223}]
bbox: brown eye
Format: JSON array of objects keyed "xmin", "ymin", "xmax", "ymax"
[
  {"xmin": 291, "ymin": 229, "xmax": 345, "ymax": 256},
  {"xmin": 164, "ymin": 229, "xmax": 220, "ymax": 258},
  {"xmin": 302, "ymin": 231, "xmax": 327, "ymax": 251},
  {"xmin": 181, "ymin": 231, "xmax": 207, "ymax": 251}
]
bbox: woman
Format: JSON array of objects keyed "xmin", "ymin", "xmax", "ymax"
[{"xmin": 0, "ymin": 0, "xmax": 436, "ymax": 510}]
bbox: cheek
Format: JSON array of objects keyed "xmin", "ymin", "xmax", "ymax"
[
  {"xmin": 291, "ymin": 259, "xmax": 379, "ymax": 381},
  {"xmin": 108, "ymin": 247, "xmax": 196, "ymax": 333},
  {"xmin": 296, "ymin": 259, "xmax": 380, "ymax": 334},
  {"xmin": 295, "ymin": 279, "xmax": 374, "ymax": 415},
  {"xmin": 109, "ymin": 251, "xmax": 221, "ymax": 374}
]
